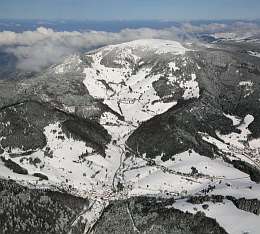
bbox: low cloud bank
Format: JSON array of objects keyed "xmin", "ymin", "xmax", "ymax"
[
  {"xmin": 0, "ymin": 22, "xmax": 259, "ymax": 71},
  {"xmin": 1, "ymin": 27, "xmax": 185, "ymax": 71}
]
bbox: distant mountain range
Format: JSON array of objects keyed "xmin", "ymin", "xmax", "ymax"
[{"xmin": 0, "ymin": 19, "xmax": 260, "ymax": 32}]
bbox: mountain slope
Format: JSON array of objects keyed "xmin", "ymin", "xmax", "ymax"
[{"xmin": 0, "ymin": 39, "xmax": 260, "ymax": 233}]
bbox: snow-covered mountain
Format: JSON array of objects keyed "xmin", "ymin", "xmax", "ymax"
[{"xmin": 0, "ymin": 39, "xmax": 260, "ymax": 233}]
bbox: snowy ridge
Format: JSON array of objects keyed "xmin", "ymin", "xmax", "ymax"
[{"xmin": 103, "ymin": 39, "xmax": 188, "ymax": 56}]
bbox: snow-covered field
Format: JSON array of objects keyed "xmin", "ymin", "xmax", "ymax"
[
  {"xmin": 210, "ymin": 113, "xmax": 260, "ymax": 167},
  {"xmin": 216, "ymin": 114, "xmax": 254, "ymax": 149},
  {"xmin": 173, "ymin": 199, "xmax": 260, "ymax": 234},
  {"xmin": 0, "ymin": 122, "xmax": 115, "ymax": 196},
  {"xmin": 248, "ymin": 51, "xmax": 260, "ymax": 58}
]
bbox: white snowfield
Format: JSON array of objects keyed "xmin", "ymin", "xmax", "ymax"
[
  {"xmin": 173, "ymin": 199, "xmax": 260, "ymax": 234},
  {"xmin": 248, "ymin": 51, "xmax": 260, "ymax": 58},
  {"xmin": 1, "ymin": 39, "xmax": 260, "ymax": 233},
  {"xmin": 102, "ymin": 39, "xmax": 188, "ymax": 56},
  {"xmin": 203, "ymin": 113, "xmax": 260, "ymax": 166},
  {"xmin": 123, "ymin": 150, "xmax": 255, "ymax": 198},
  {"xmin": 217, "ymin": 114, "xmax": 254, "ymax": 149}
]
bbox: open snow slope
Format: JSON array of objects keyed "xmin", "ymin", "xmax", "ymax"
[{"xmin": 82, "ymin": 39, "xmax": 194, "ymax": 124}]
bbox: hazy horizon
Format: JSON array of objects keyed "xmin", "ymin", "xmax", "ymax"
[{"xmin": 1, "ymin": 0, "xmax": 260, "ymax": 21}]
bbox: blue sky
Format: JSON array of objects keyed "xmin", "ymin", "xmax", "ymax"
[{"xmin": 0, "ymin": 0, "xmax": 259, "ymax": 21}]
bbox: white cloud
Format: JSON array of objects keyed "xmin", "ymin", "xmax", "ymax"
[
  {"xmin": 181, "ymin": 23, "xmax": 227, "ymax": 33},
  {"xmin": 0, "ymin": 22, "xmax": 259, "ymax": 71},
  {"xmin": 1, "ymin": 27, "xmax": 187, "ymax": 71}
]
